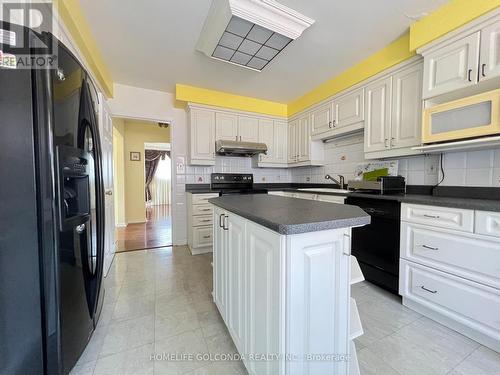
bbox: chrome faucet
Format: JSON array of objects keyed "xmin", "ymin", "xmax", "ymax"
[{"xmin": 325, "ymin": 174, "xmax": 346, "ymax": 189}]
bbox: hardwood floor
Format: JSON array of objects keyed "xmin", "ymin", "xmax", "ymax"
[{"xmin": 115, "ymin": 204, "xmax": 172, "ymax": 252}]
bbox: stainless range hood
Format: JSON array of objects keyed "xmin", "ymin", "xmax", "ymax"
[{"xmin": 215, "ymin": 139, "xmax": 267, "ymax": 157}]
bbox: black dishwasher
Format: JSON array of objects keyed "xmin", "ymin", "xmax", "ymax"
[{"xmin": 345, "ymin": 197, "xmax": 401, "ymax": 294}]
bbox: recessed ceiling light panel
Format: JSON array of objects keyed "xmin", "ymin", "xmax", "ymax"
[{"xmin": 196, "ymin": 0, "xmax": 314, "ymax": 72}]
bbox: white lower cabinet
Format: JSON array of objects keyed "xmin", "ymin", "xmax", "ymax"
[
  {"xmin": 187, "ymin": 193, "xmax": 219, "ymax": 255},
  {"xmin": 400, "ymin": 259, "xmax": 500, "ymax": 351},
  {"xmin": 212, "ymin": 206, "xmax": 356, "ymax": 375},
  {"xmin": 400, "ymin": 203, "xmax": 500, "ymax": 352}
]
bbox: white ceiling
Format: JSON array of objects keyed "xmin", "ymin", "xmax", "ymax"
[{"xmin": 80, "ymin": 0, "xmax": 447, "ymax": 103}]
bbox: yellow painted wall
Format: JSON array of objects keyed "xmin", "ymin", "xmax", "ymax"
[
  {"xmin": 410, "ymin": 0, "xmax": 500, "ymax": 51},
  {"xmin": 112, "ymin": 118, "xmax": 126, "ymax": 226},
  {"xmin": 54, "ymin": 0, "xmax": 114, "ymax": 97},
  {"xmin": 123, "ymin": 120, "xmax": 171, "ymax": 223},
  {"xmin": 176, "ymin": 84, "xmax": 287, "ymax": 117},
  {"xmin": 288, "ymin": 33, "xmax": 415, "ymax": 116}
]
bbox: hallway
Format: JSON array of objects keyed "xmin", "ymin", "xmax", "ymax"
[{"xmin": 115, "ymin": 205, "xmax": 172, "ymax": 252}]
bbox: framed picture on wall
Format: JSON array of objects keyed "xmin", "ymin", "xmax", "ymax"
[{"xmin": 130, "ymin": 151, "xmax": 141, "ymax": 161}]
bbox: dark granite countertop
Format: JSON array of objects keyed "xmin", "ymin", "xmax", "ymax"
[
  {"xmin": 208, "ymin": 194, "xmax": 370, "ymax": 235},
  {"xmin": 187, "ymin": 184, "xmax": 500, "ymax": 212}
]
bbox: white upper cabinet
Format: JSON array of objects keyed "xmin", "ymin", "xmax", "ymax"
[
  {"xmin": 391, "ymin": 63, "xmax": 423, "ymax": 149},
  {"xmin": 256, "ymin": 119, "xmax": 288, "ymax": 167},
  {"xmin": 311, "ymin": 88, "xmax": 365, "ymax": 141},
  {"xmin": 216, "ymin": 112, "xmax": 238, "ymax": 141},
  {"xmin": 364, "ymin": 76, "xmax": 392, "ymax": 153},
  {"xmin": 311, "ymin": 102, "xmax": 333, "ymax": 136},
  {"xmin": 334, "ymin": 88, "xmax": 365, "ymax": 129},
  {"xmin": 364, "ymin": 61, "xmax": 424, "ymax": 158},
  {"xmin": 188, "ymin": 107, "xmax": 215, "ymax": 165},
  {"xmin": 480, "ymin": 19, "xmax": 500, "ymax": 82},
  {"xmin": 421, "ymin": 14, "xmax": 500, "ymax": 99},
  {"xmin": 238, "ymin": 116, "xmax": 259, "ymax": 142},
  {"xmin": 288, "ymin": 113, "xmax": 324, "ymax": 166},
  {"xmin": 297, "ymin": 115, "xmax": 310, "ymax": 162},
  {"xmin": 422, "ymin": 32, "xmax": 480, "ymax": 99},
  {"xmin": 258, "ymin": 119, "xmax": 274, "ymax": 162},
  {"xmin": 288, "ymin": 119, "xmax": 298, "ymax": 163},
  {"xmin": 274, "ymin": 121, "xmax": 288, "ymax": 164}
]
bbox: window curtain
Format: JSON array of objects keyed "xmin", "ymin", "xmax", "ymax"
[
  {"xmin": 150, "ymin": 156, "xmax": 171, "ymax": 205},
  {"xmin": 145, "ymin": 150, "xmax": 169, "ymax": 202}
]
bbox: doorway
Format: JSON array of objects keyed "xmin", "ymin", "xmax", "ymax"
[{"xmin": 113, "ymin": 119, "xmax": 172, "ymax": 252}]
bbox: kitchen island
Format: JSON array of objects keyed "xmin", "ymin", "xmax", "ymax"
[{"xmin": 208, "ymin": 194, "xmax": 370, "ymax": 375}]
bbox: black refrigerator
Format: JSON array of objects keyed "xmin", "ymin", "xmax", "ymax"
[{"xmin": 0, "ymin": 22, "xmax": 105, "ymax": 375}]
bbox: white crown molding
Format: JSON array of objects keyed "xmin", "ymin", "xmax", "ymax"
[{"xmin": 229, "ymin": 0, "xmax": 315, "ymax": 39}]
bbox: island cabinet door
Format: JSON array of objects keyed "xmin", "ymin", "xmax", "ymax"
[
  {"xmin": 286, "ymin": 228, "xmax": 351, "ymax": 375},
  {"xmin": 227, "ymin": 213, "xmax": 247, "ymax": 354},
  {"xmin": 213, "ymin": 207, "xmax": 228, "ymax": 321},
  {"xmin": 246, "ymin": 221, "xmax": 284, "ymax": 375}
]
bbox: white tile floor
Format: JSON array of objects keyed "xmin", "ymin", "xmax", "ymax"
[{"xmin": 71, "ymin": 246, "xmax": 500, "ymax": 375}]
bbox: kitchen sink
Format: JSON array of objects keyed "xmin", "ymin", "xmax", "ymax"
[{"xmin": 297, "ymin": 188, "xmax": 350, "ymax": 194}]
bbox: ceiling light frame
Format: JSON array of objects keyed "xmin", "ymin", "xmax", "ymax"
[{"xmin": 196, "ymin": 0, "xmax": 314, "ymax": 72}]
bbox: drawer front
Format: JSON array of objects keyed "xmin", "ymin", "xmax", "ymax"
[
  {"xmin": 192, "ymin": 193, "xmax": 219, "ymax": 205},
  {"xmin": 475, "ymin": 211, "xmax": 500, "ymax": 238},
  {"xmin": 401, "ymin": 203, "xmax": 473, "ymax": 232},
  {"xmin": 400, "ymin": 260, "xmax": 500, "ymax": 337},
  {"xmin": 192, "ymin": 226, "xmax": 213, "ymax": 248},
  {"xmin": 192, "ymin": 215, "xmax": 213, "ymax": 227},
  {"xmin": 401, "ymin": 223, "xmax": 500, "ymax": 289},
  {"xmin": 192, "ymin": 204, "xmax": 213, "ymax": 216},
  {"xmin": 315, "ymin": 195, "xmax": 345, "ymax": 204}
]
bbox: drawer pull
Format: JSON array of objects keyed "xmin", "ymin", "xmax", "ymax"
[
  {"xmin": 422, "ymin": 244, "xmax": 439, "ymax": 251},
  {"xmin": 200, "ymin": 208, "xmax": 211, "ymax": 211},
  {"xmin": 203, "ymin": 235, "xmax": 211, "ymax": 239},
  {"xmin": 219, "ymin": 214, "xmax": 225, "ymax": 228},
  {"xmin": 200, "ymin": 219, "xmax": 211, "ymax": 222},
  {"xmin": 421, "ymin": 285, "xmax": 437, "ymax": 294},
  {"xmin": 423, "ymin": 214, "xmax": 440, "ymax": 219}
]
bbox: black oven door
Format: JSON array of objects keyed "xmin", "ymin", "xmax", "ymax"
[{"xmin": 346, "ymin": 197, "xmax": 401, "ymax": 294}]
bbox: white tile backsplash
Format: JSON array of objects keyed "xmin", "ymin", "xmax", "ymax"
[
  {"xmin": 291, "ymin": 134, "xmax": 499, "ymax": 188},
  {"xmin": 184, "ymin": 137, "xmax": 500, "ymax": 188},
  {"xmin": 185, "ymin": 156, "xmax": 292, "ymax": 184}
]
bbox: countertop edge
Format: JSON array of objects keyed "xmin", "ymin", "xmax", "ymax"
[{"xmin": 208, "ymin": 197, "xmax": 371, "ymax": 235}]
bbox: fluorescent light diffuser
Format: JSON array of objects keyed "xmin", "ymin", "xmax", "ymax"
[{"xmin": 196, "ymin": 0, "xmax": 314, "ymax": 72}]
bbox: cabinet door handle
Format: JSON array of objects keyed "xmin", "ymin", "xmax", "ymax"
[
  {"xmin": 384, "ymin": 138, "xmax": 389, "ymax": 148},
  {"xmin": 481, "ymin": 63, "xmax": 486, "ymax": 77},
  {"xmin": 328, "ymin": 121, "xmax": 332, "ymax": 128},
  {"xmin": 332, "ymin": 119, "xmax": 336, "ymax": 127},
  {"xmin": 467, "ymin": 68, "xmax": 473, "ymax": 82},
  {"xmin": 219, "ymin": 213, "xmax": 225, "ymax": 228},
  {"xmin": 422, "ymin": 244, "xmax": 439, "ymax": 251},
  {"xmin": 223, "ymin": 215, "xmax": 229, "ymax": 230},
  {"xmin": 203, "ymin": 235, "xmax": 211, "ymax": 239},
  {"xmin": 421, "ymin": 285, "xmax": 437, "ymax": 294},
  {"xmin": 423, "ymin": 214, "xmax": 440, "ymax": 219},
  {"xmin": 390, "ymin": 137, "xmax": 395, "ymax": 147}
]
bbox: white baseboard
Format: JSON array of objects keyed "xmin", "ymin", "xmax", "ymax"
[{"xmin": 126, "ymin": 220, "xmax": 146, "ymax": 224}]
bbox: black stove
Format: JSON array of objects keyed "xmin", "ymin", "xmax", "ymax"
[{"xmin": 211, "ymin": 173, "xmax": 268, "ymax": 196}]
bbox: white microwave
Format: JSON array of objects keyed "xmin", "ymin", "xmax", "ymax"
[{"xmin": 422, "ymin": 89, "xmax": 500, "ymax": 144}]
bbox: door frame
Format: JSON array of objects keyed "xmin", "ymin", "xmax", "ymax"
[{"xmin": 111, "ymin": 114, "xmax": 177, "ymax": 245}]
